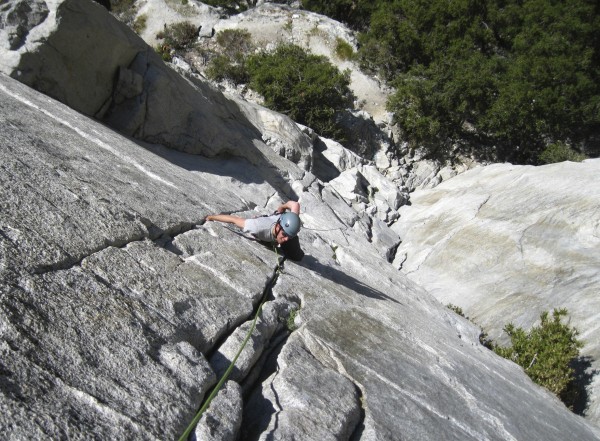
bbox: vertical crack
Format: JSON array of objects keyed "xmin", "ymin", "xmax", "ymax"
[
  {"xmin": 349, "ymin": 383, "xmax": 367, "ymax": 441},
  {"xmin": 182, "ymin": 256, "xmax": 294, "ymax": 439}
]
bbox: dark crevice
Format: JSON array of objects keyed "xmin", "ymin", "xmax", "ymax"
[
  {"xmin": 349, "ymin": 383, "xmax": 367, "ymax": 441},
  {"xmin": 184, "ymin": 258, "xmax": 287, "ymax": 438},
  {"xmin": 200, "ymin": 256, "xmax": 283, "ymax": 362},
  {"xmin": 29, "ymin": 216, "xmax": 204, "ymax": 275},
  {"xmin": 365, "ymin": 215, "xmax": 374, "ymax": 243},
  {"xmin": 239, "ymin": 341, "xmax": 286, "ymax": 441},
  {"xmin": 386, "ymin": 240, "xmax": 401, "ymax": 264},
  {"xmin": 240, "ymin": 329, "xmax": 289, "ymax": 397}
]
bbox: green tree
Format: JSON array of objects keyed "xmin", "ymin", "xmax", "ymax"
[
  {"xmin": 247, "ymin": 44, "xmax": 354, "ymax": 140},
  {"xmin": 494, "ymin": 309, "xmax": 583, "ymax": 408},
  {"xmin": 356, "ymin": 1, "xmax": 424, "ymax": 80},
  {"xmin": 301, "ymin": 0, "xmax": 377, "ymax": 31},
  {"xmin": 358, "ymin": 0, "xmax": 600, "ymax": 164},
  {"xmin": 538, "ymin": 142, "xmax": 587, "ymax": 164}
]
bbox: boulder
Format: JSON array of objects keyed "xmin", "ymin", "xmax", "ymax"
[
  {"xmin": 328, "ymin": 168, "xmax": 369, "ymax": 204},
  {"xmin": 235, "ymin": 98, "xmax": 314, "ymax": 171},
  {"xmin": 318, "ymin": 137, "xmax": 364, "ymax": 176},
  {"xmin": 404, "ymin": 159, "xmax": 442, "ymax": 191},
  {"xmin": 0, "ymin": 0, "xmax": 313, "ymax": 170},
  {"xmin": 359, "ymin": 164, "xmax": 408, "ymax": 211}
]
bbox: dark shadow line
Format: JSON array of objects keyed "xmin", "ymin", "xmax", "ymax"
[{"xmin": 298, "ymin": 255, "xmax": 400, "ymax": 304}]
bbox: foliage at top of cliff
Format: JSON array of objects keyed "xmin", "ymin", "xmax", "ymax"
[{"xmin": 303, "ymin": 0, "xmax": 600, "ymax": 165}]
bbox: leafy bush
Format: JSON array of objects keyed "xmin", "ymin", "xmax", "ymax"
[
  {"xmin": 494, "ymin": 309, "xmax": 583, "ymax": 408},
  {"xmin": 539, "ymin": 142, "xmax": 587, "ymax": 165},
  {"xmin": 286, "ymin": 307, "xmax": 299, "ymax": 332},
  {"xmin": 334, "ymin": 37, "xmax": 354, "ymax": 61},
  {"xmin": 447, "ymin": 304, "xmax": 584, "ymax": 407},
  {"xmin": 110, "ymin": 0, "xmax": 136, "ymax": 16},
  {"xmin": 206, "ymin": 54, "xmax": 250, "ymax": 84},
  {"xmin": 215, "ymin": 29, "xmax": 254, "ymax": 60},
  {"xmin": 205, "ymin": 29, "xmax": 254, "ymax": 84},
  {"xmin": 246, "ymin": 44, "xmax": 354, "ymax": 140},
  {"xmin": 131, "ymin": 14, "xmax": 147, "ymax": 35},
  {"xmin": 110, "ymin": 0, "xmax": 138, "ymax": 26},
  {"xmin": 155, "ymin": 44, "xmax": 173, "ymax": 62},
  {"xmin": 156, "ymin": 21, "xmax": 198, "ymax": 51}
]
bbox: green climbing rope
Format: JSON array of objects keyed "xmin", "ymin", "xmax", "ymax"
[{"xmin": 177, "ymin": 248, "xmax": 283, "ymax": 441}]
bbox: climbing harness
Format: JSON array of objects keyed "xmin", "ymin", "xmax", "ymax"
[{"xmin": 178, "ymin": 247, "xmax": 284, "ymax": 441}]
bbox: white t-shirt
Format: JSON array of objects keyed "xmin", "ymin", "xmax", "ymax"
[{"xmin": 243, "ymin": 215, "xmax": 280, "ymax": 242}]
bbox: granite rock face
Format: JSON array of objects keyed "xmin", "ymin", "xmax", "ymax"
[
  {"xmin": 2, "ymin": 1, "xmax": 600, "ymax": 440},
  {"xmin": 2, "ymin": 74, "xmax": 600, "ymax": 440},
  {"xmin": 393, "ymin": 161, "xmax": 600, "ymax": 426}
]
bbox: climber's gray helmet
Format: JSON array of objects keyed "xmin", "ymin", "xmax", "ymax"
[{"xmin": 279, "ymin": 212, "xmax": 301, "ymax": 238}]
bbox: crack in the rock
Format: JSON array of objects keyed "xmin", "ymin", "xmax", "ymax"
[
  {"xmin": 187, "ymin": 258, "xmax": 288, "ymax": 438},
  {"xmin": 365, "ymin": 215, "xmax": 374, "ymax": 243},
  {"xmin": 349, "ymin": 383, "xmax": 367, "ymax": 441},
  {"xmin": 203, "ymin": 257, "xmax": 284, "ymax": 362},
  {"xmin": 29, "ymin": 212, "xmax": 204, "ymax": 275}
]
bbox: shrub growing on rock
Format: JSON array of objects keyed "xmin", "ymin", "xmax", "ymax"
[
  {"xmin": 538, "ymin": 142, "xmax": 587, "ymax": 165},
  {"xmin": 206, "ymin": 54, "xmax": 250, "ymax": 84},
  {"xmin": 246, "ymin": 44, "xmax": 354, "ymax": 140},
  {"xmin": 334, "ymin": 37, "xmax": 354, "ymax": 61},
  {"xmin": 494, "ymin": 308, "xmax": 583, "ymax": 409},
  {"xmin": 215, "ymin": 28, "xmax": 254, "ymax": 57},
  {"xmin": 205, "ymin": 29, "xmax": 253, "ymax": 84},
  {"xmin": 156, "ymin": 21, "xmax": 199, "ymax": 61},
  {"xmin": 447, "ymin": 304, "xmax": 584, "ymax": 409}
]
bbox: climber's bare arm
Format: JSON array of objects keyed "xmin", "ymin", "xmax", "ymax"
[
  {"xmin": 277, "ymin": 201, "xmax": 300, "ymax": 214},
  {"xmin": 205, "ymin": 214, "xmax": 246, "ymax": 229}
]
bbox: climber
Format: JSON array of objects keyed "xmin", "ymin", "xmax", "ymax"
[{"xmin": 205, "ymin": 200, "xmax": 304, "ymax": 261}]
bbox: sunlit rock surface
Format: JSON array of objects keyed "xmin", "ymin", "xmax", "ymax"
[
  {"xmin": 394, "ymin": 160, "xmax": 600, "ymax": 426},
  {"xmin": 1, "ymin": 0, "xmax": 600, "ymax": 438},
  {"xmin": 2, "ymin": 73, "xmax": 600, "ymax": 439}
]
